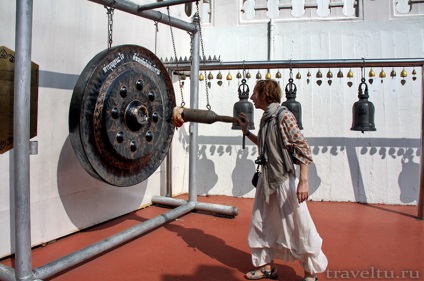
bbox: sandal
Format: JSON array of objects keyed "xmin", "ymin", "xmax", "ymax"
[
  {"xmin": 245, "ymin": 266, "xmax": 278, "ymax": 280},
  {"xmin": 302, "ymin": 277, "xmax": 318, "ymax": 281}
]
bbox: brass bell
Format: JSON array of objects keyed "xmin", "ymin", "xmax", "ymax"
[
  {"xmin": 208, "ymin": 72, "xmax": 214, "ymax": 80},
  {"xmin": 316, "ymin": 69, "xmax": 323, "ymax": 78},
  {"xmin": 306, "ymin": 70, "xmax": 311, "ymax": 84},
  {"xmin": 246, "ymin": 71, "xmax": 251, "ymax": 79},
  {"xmin": 368, "ymin": 68, "xmax": 375, "ymax": 84},
  {"xmin": 351, "ymin": 78, "xmax": 376, "ymax": 133},
  {"xmin": 347, "ymin": 69, "xmax": 354, "ymax": 78},
  {"xmin": 232, "ymin": 78, "xmax": 255, "ymax": 130},
  {"xmin": 390, "ymin": 68, "xmax": 396, "ymax": 77},
  {"xmin": 217, "ymin": 71, "xmax": 223, "ymax": 80},
  {"xmin": 199, "ymin": 73, "xmax": 205, "ymax": 81},
  {"xmin": 276, "ymin": 70, "xmax": 282, "ymax": 79},
  {"xmin": 296, "ymin": 71, "xmax": 301, "ymax": 80},
  {"xmin": 226, "ymin": 72, "xmax": 233, "ymax": 80},
  {"xmin": 256, "ymin": 70, "xmax": 262, "ymax": 79},
  {"xmin": 400, "ymin": 68, "xmax": 407, "ymax": 85},
  {"xmin": 265, "ymin": 71, "xmax": 272, "ymax": 79},
  {"xmin": 327, "ymin": 69, "xmax": 333, "ymax": 85},
  {"xmin": 236, "ymin": 71, "xmax": 242, "ymax": 79},
  {"xmin": 379, "ymin": 68, "xmax": 386, "ymax": 83},
  {"xmin": 337, "ymin": 69, "xmax": 344, "ymax": 78},
  {"xmin": 401, "ymin": 68, "xmax": 407, "ymax": 78},
  {"xmin": 281, "ymin": 78, "xmax": 303, "ymax": 130}
]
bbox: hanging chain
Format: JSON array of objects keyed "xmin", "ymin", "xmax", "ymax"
[
  {"xmin": 154, "ymin": 21, "xmax": 159, "ymax": 55},
  {"xmin": 167, "ymin": 7, "xmax": 185, "ymax": 107},
  {"xmin": 105, "ymin": 2, "xmax": 115, "ymax": 49},
  {"xmin": 196, "ymin": 1, "xmax": 211, "ymax": 110}
]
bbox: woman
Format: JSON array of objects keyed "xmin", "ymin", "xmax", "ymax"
[{"xmin": 236, "ymin": 79, "xmax": 327, "ymax": 281}]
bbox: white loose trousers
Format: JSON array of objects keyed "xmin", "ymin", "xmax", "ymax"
[{"xmin": 248, "ymin": 174, "xmax": 328, "ymax": 274}]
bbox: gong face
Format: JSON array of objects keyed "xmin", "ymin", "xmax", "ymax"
[{"xmin": 69, "ymin": 45, "xmax": 176, "ymax": 186}]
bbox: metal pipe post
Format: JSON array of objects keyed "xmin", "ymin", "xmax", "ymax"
[
  {"xmin": 419, "ymin": 65, "xmax": 424, "ymax": 220},
  {"xmin": 88, "ymin": 0, "xmax": 196, "ymax": 32},
  {"xmin": 188, "ymin": 15, "xmax": 200, "ymax": 203},
  {"xmin": 14, "ymin": 0, "xmax": 34, "ymax": 280}
]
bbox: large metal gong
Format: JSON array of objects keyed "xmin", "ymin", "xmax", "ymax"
[{"xmin": 69, "ymin": 45, "xmax": 175, "ymax": 186}]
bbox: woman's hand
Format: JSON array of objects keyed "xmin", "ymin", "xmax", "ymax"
[
  {"xmin": 236, "ymin": 112, "xmax": 249, "ymax": 134},
  {"xmin": 297, "ymin": 179, "xmax": 309, "ymax": 204},
  {"xmin": 297, "ymin": 163, "xmax": 309, "ymax": 204}
]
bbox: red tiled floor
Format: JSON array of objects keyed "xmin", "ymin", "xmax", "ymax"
[{"xmin": 1, "ymin": 195, "xmax": 424, "ymax": 280}]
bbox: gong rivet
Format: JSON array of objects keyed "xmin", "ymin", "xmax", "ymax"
[
  {"xmin": 148, "ymin": 91, "xmax": 156, "ymax": 102},
  {"xmin": 120, "ymin": 86, "xmax": 127, "ymax": 98},
  {"xmin": 136, "ymin": 80, "xmax": 143, "ymax": 91},
  {"xmin": 116, "ymin": 131, "xmax": 124, "ymax": 143},
  {"xmin": 111, "ymin": 108, "xmax": 119, "ymax": 119},
  {"xmin": 146, "ymin": 131, "xmax": 153, "ymax": 142},
  {"xmin": 152, "ymin": 112, "xmax": 159, "ymax": 122},
  {"xmin": 130, "ymin": 140, "xmax": 137, "ymax": 152}
]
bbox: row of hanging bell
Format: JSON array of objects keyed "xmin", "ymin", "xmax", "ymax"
[{"xmin": 230, "ymin": 76, "xmax": 376, "ymax": 136}]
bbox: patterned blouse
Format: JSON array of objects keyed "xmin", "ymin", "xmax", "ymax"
[{"xmin": 279, "ymin": 110, "xmax": 313, "ymax": 165}]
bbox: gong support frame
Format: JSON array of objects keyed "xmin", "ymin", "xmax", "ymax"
[{"xmin": 4, "ymin": 1, "xmax": 424, "ymax": 281}]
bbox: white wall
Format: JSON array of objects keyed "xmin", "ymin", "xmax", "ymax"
[
  {"xmin": 0, "ymin": 0, "xmax": 423, "ymax": 258},
  {"xmin": 187, "ymin": 0, "xmax": 423, "ymax": 205}
]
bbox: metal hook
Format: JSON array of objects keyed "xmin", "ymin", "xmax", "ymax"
[
  {"xmin": 289, "ymin": 59, "xmax": 293, "ymax": 79},
  {"xmin": 361, "ymin": 57, "xmax": 366, "ymax": 79}
]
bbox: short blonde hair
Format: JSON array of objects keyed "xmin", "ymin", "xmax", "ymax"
[{"xmin": 253, "ymin": 79, "xmax": 281, "ymax": 104}]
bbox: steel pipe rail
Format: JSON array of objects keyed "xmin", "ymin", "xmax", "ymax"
[
  {"xmin": 0, "ymin": 263, "xmax": 15, "ymax": 281},
  {"xmin": 152, "ymin": 196, "xmax": 239, "ymax": 217},
  {"xmin": 164, "ymin": 58, "xmax": 424, "ymax": 71},
  {"xmin": 138, "ymin": 0, "xmax": 198, "ymax": 11},
  {"xmin": 88, "ymin": 0, "xmax": 197, "ymax": 33},
  {"xmin": 32, "ymin": 202, "xmax": 196, "ymax": 280}
]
